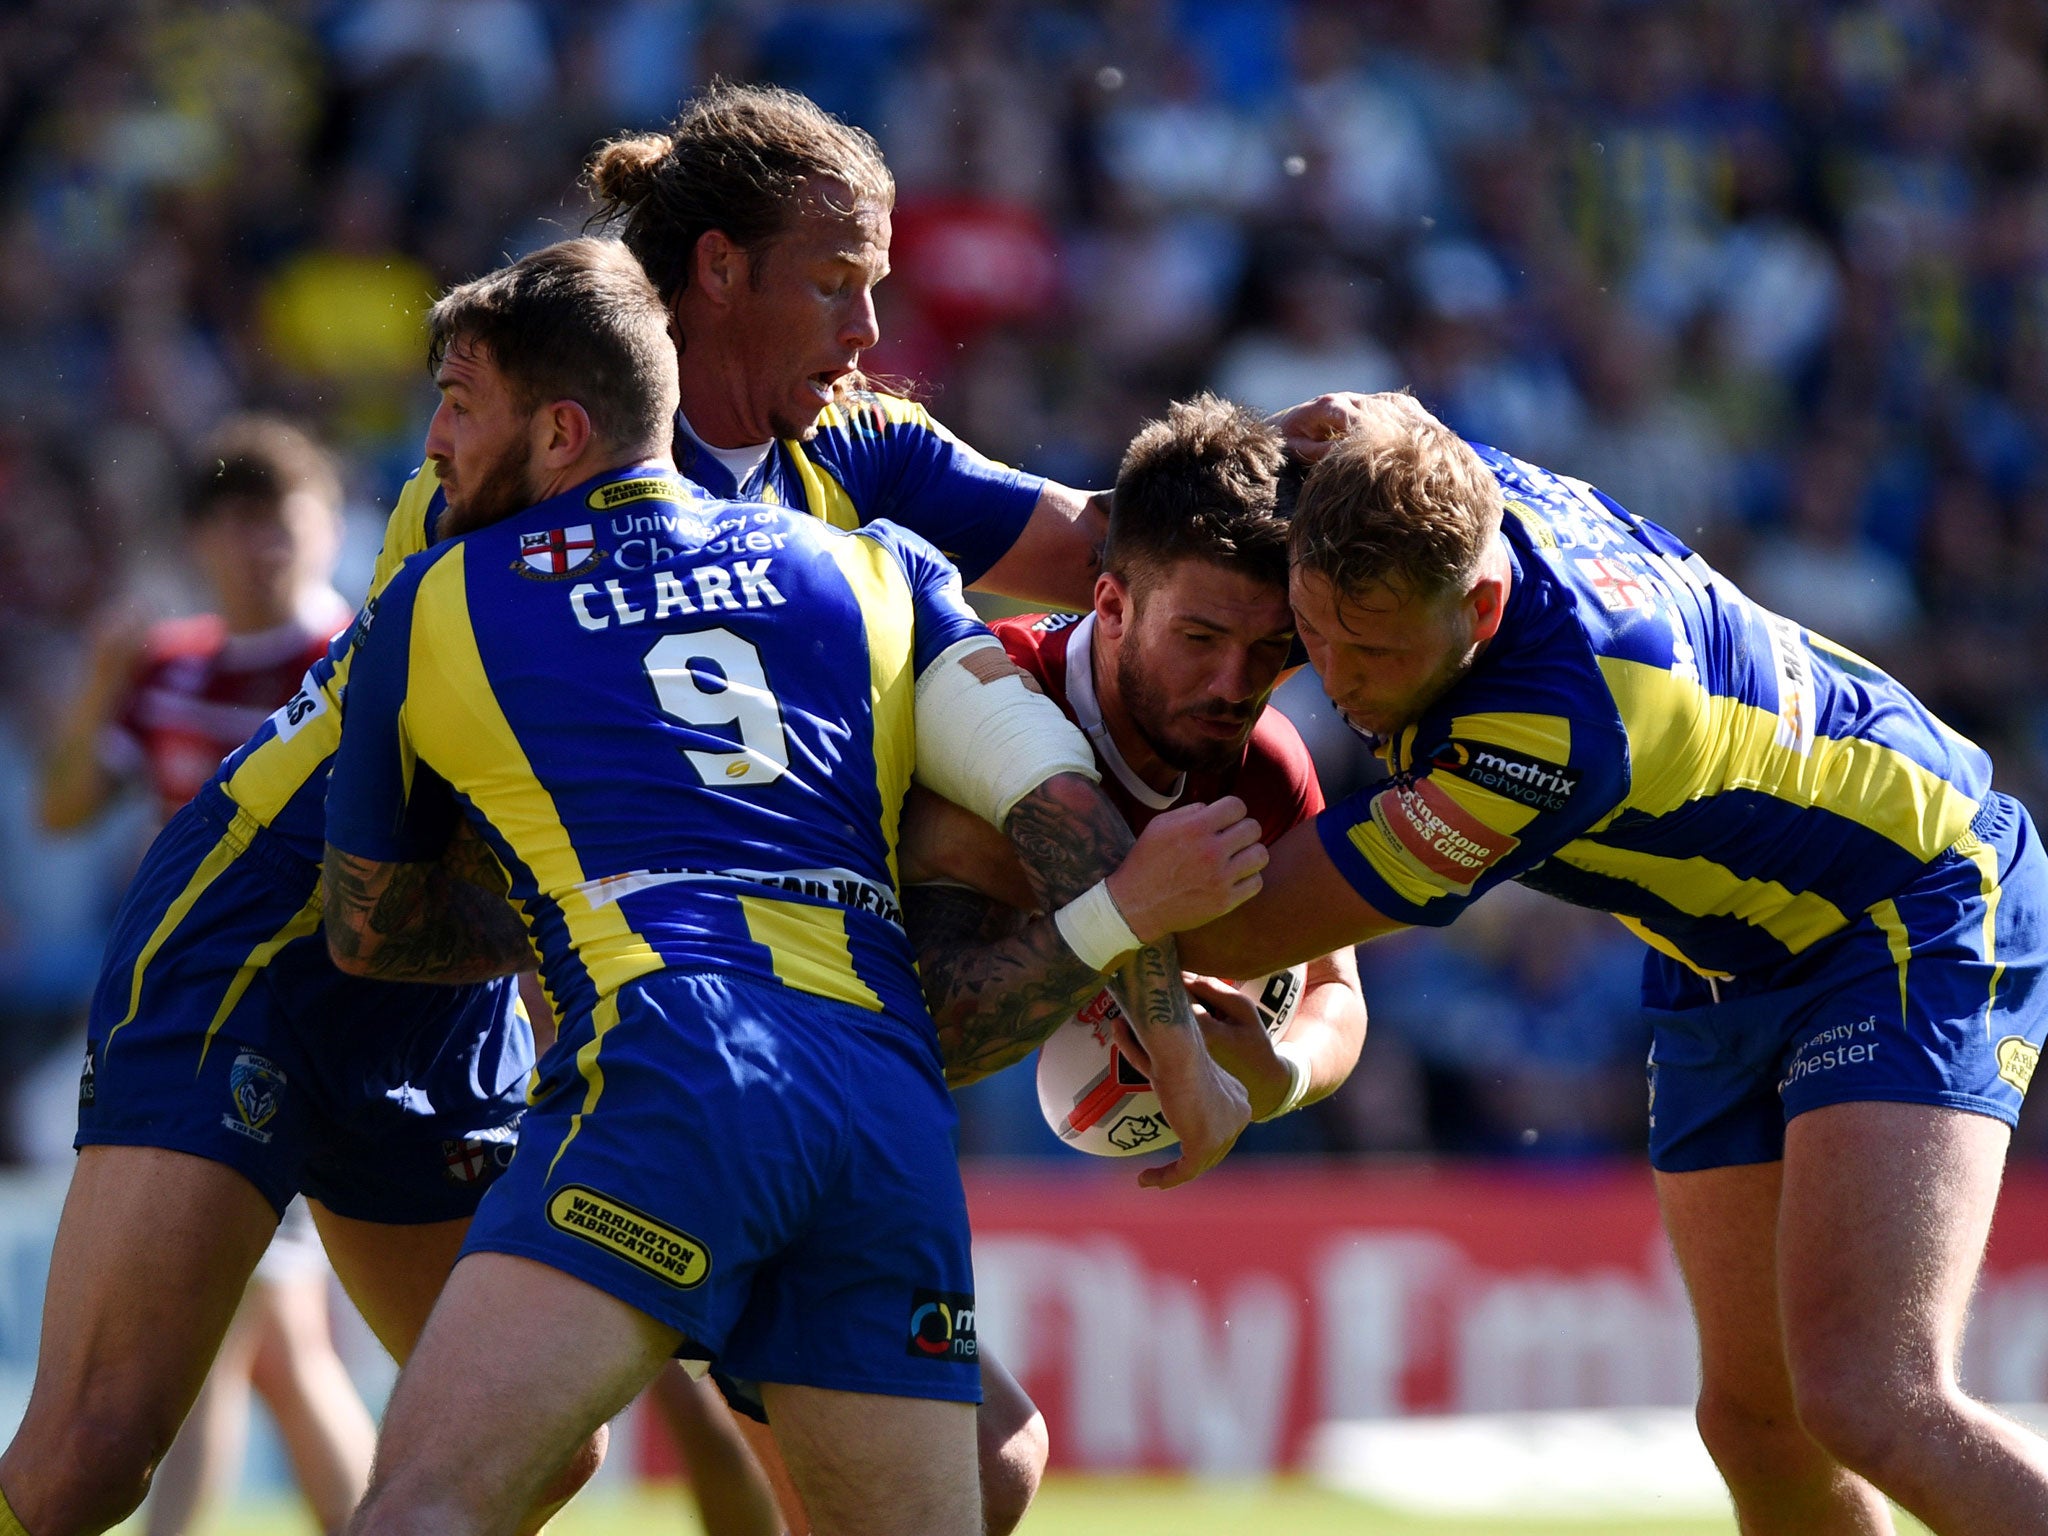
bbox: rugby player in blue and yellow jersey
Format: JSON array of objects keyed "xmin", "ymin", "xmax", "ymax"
[
  {"xmin": 1176, "ymin": 394, "xmax": 2048, "ymax": 1534},
  {"xmin": 320, "ymin": 240, "xmax": 1252, "ymax": 1536}
]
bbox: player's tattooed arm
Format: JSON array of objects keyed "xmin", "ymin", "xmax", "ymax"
[
  {"xmin": 322, "ymin": 821, "xmax": 533, "ymax": 984},
  {"xmin": 909, "ymin": 882, "xmax": 1106, "ymax": 1087}
]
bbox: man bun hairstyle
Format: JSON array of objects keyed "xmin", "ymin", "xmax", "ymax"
[
  {"xmin": 1290, "ymin": 400, "xmax": 1503, "ymax": 601},
  {"xmin": 185, "ymin": 415, "xmax": 340, "ymax": 525},
  {"xmin": 426, "ymin": 237, "xmax": 678, "ymax": 455},
  {"xmin": 587, "ymin": 80, "xmax": 895, "ymax": 308},
  {"xmin": 1106, "ymin": 393, "xmax": 1290, "ymax": 594}
]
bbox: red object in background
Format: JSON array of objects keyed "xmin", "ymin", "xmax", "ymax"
[
  {"xmin": 888, "ymin": 196, "xmax": 1060, "ymax": 348},
  {"xmin": 637, "ymin": 1160, "xmax": 2048, "ymax": 1478}
]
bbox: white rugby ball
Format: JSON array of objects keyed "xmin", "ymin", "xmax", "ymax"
[{"xmin": 1034, "ymin": 965, "xmax": 1307, "ymax": 1157}]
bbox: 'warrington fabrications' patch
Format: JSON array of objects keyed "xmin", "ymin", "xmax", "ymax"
[
  {"xmin": 1998, "ymin": 1036, "xmax": 2039, "ymax": 1095},
  {"xmin": 587, "ymin": 476, "xmax": 689, "ymax": 511},
  {"xmin": 546, "ymin": 1185, "xmax": 709, "ymax": 1288}
]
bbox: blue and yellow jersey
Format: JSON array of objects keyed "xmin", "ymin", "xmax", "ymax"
[
  {"xmin": 1319, "ymin": 443, "xmax": 1993, "ymax": 981},
  {"xmin": 675, "ymin": 390, "xmax": 1044, "ymax": 586},
  {"xmin": 325, "ymin": 465, "xmax": 989, "ymax": 1030}
]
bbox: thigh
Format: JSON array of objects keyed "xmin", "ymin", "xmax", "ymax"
[
  {"xmin": 307, "ymin": 1201, "xmax": 469, "ymax": 1363},
  {"xmin": 1777, "ymin": 1100, "xmax": 2008, "ymax": 1383},
  {"xmin": 1656, "ymin": 1158, "xmax": 1793, "ymax": 1411},
  {"xmin": 357, "ymin": 1251, "xmax": 676, "ymax": 1534},
  {"xmin": 1, "ymin": 1147, "xmax": 276, "ymax": 1481},
  {"xmin": 762, "ymin": 1383, "xmax": 980, "ymax": 1536}
]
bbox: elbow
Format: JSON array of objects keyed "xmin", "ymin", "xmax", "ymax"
[{"xmin": 325, "ymin": 932, "xmax": 377, "ymax": 978}]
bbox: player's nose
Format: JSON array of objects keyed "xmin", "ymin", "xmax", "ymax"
[{"xmin": 840, "ymin": 288, "xmax": 880, "ymax": 353}]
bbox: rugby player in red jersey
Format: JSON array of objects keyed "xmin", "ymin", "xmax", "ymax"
[
  {"xmin": 34, "ymin": 418, "xmax": 375, "ymax": 1536},
  {"xmin": 40, "ymin": 417, "xmax": 350, "ymax": 832},
  {"xmin": 918, "ymin": 393, "xmax": 1367, "ymax": 1116}
]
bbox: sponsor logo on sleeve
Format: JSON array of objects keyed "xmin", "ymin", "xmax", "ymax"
[
  {"xmin": 546, "ymin": 1185, "xmax": 710, "ymax": 1288},
  {"xmin": 1431, "ymin": 740, "xmax": 1581, "ymax": 814},
  {"xmin": 1365, "ymin": 775, "xmax": 1518, "ymax": 896},
  {"xmin": 907, "ymin": 1289, "xmax": 978, "ymax": 1362},
  {"xmin": 268, "ymin": 669, "xmax": 329, "ymax": 743},
  {"xmin": 514, "ymin": 525, "xmax": 606, "ymax": 581},
  {"xmin": 1998, "ymin": 1036, "xmax": 2039, "ymax": 1095},
  {"xmin": 78, "ymin": 1044, "xmax": 95, "ymax": 1109}
]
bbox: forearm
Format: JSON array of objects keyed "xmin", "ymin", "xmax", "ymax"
[
  {"xmin": 969, "ymin": 485, "xmax": 1110, "ymax": 611},
  {"xmin": 38, "ymin": 724, "xmax": 118, "ymax": 832},
  {"xmin": 910, "ymin": 884, "xmax": 1105, "ymax": 1086},
  {"xmin": 322, "ymin": 845, "xmax": 533, "ymax": 984},
  {"xmin": 915, "ymin": 771, "xmax": 1136, "ymax": 1082},
  {"xmin": 1283, "ymin": 971, "xmax": 1368, "ymax": 1109}
]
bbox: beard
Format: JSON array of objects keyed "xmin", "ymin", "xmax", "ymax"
[
  {"xmin": 440, "ymin": 441, "xmax": 537, "ymax": 535},
  {"xmin": 1116, "ymin": 644, "xmax": 1257, "ymax": 776}
]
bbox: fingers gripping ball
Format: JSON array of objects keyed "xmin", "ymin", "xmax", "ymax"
[{"xmin": 1035, "ymin": 966, "xmax": 1306, "ymax": 1156}]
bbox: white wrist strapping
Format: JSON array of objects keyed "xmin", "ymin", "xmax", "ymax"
[
  {"xmin": 1052, "ymin": 879, "xmax": 1142, "ymax": 973},
  {"xmin": 1258, "ymin": 1039, "xmax": 1315, "ymax": 1122}
]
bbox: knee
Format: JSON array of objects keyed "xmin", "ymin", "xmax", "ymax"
[
  {"xmin": 515, "ymin": 1423, "xmax": 607, "ymax": 1536},
  {"xmin": 0, "ymin": 1406, "xmax": 165, "ymax": 1536},
  {"xmin": 978, "ymin": 1405, "xmax": 1048, "ymax": 1536},
  {"xmin": 1788, "ymin": 1356, "xmax": 1942, "ymax": 1484},
  {"xmin": 1693, "ymin": 1386, "xmax": 1831, "ymax": 1492}
]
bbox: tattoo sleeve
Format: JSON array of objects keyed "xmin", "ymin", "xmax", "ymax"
[
  {"xmin": 322, "ymin": 820, "xmax": 533, "ymax": 984},
  {"xmin": 909, "ymin": 770, "xmax": 1195, "ymax": 1082}
]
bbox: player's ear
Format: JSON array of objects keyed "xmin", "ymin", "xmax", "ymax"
[
  {"xmin": 693, "ymin": 229, "xmax": 743, "ymax": 308},
  {"xmin": 1094, "ymin": 569, "xmax": 1132, "ymax": 640},
  {"xmin": 1468, "ymin": 571, "xmax": 1509, "ymax": 645},
  {"xmin": 535, "ymin": 400, "xmax": 593, "ymax": 470}
]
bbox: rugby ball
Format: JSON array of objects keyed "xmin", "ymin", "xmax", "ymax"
[{"xmin": 1034, "ymin": 965, "xmax": 1307, "ymax": 1157}]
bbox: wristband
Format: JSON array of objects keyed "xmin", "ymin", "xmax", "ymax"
[
  {"xmin": 1257, "ymin": 1039, "xmax": 1315, "ymax": 1122},
  {"xmin": 1052, "ymin": 879, "xmax": 1142, "ymax": 974}
]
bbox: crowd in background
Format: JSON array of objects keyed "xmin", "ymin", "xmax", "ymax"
[{"xmin": 4, "ymin": 0, "xmax": 2048, "ymax": 1161}]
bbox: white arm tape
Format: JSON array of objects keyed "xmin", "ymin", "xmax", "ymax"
[
  {"xmin": 1052, "ymin": 879, "xmax": 1142, "ymax": 973},
  {"xmin": 1257, "ymin": 1039, "xmax": 1315, "ymax": 1122},
  {"xmin": 914, "ymin": 635, "xmax": 1099, "ymax": 828}
]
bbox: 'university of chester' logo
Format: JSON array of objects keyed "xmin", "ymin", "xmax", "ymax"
[
  {"xmin": 224, "ymin": 1050, "xmax": 286, "ymax": 1145},
  {"xmin": 907, "ymin": 1289, "xmax": 978, "ymax": 1362},
  {"xmin": 515, "ymin": 525, "xmax": 606, "ymax": 580}
]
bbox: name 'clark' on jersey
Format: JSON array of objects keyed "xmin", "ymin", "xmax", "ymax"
[{"xmin": 992, "ymin": 609, "xmax": 1323, "ymax": 845}]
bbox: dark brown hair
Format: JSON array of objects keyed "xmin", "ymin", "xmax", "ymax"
[
  {"xmin": 426, "ymin": 238, "xmax": 677, "ymax": 453},
  {"xmin": 586, "ymin": 80, "xmax": 894, "ymax": 307},
  {"xmin": 1290, "ymin": 403, "xmax": 1503, "ymax": 600},
  {"xmin": 185, "ymin": 416, "xmax": 340, "ymax": 524},
  {"xmin": 1106, "ymin": 394, "xmax": 1290, "ymax": 594}
]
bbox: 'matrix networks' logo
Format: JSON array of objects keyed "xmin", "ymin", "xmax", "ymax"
[{"xmin": 906, "ymin": 1289, "xmax": 978, "ymax": 1362}]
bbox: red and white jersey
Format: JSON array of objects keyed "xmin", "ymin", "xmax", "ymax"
[
  {"xmin": 990, "ymin": 610, "xmax": 1324, "ymax": 845},
  {"xmin": 105, "ymin": 594, "xmax": 353, "ymax": 821}
]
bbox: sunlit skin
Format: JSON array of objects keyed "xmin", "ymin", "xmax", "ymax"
[
  {"xmin": 191, "ymin": 488, "xmax": 340, "ymax": 633},
  {"xmin": 1092, "ymin": 561, "xmax": 1297, "ymax": 784},
  {"xmin": 1288, "ymin": 540, "xmax": 1512, "ymax": 743},
  {"xmin": 671, "ymin": 178, "xmax": 889, "ymax": 447}
]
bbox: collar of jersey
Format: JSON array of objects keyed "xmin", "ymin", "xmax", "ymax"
[
  {"xmin": 1063, "ymin": 610, "xmax": 1185, "ymax": 812},
  {"xmin": 674, "ymin": 408, "xmax": 775, "ymax": 495}
]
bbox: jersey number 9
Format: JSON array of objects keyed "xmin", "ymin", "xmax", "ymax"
[{"xmin": 643, "ymin": 629, "xmax": 789, "ymax": 788}]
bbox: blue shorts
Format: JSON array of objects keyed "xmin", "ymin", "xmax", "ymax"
[
  {"xmin": 1645, "ymin": 792, "xmax": 2048, "ymax": 1173},
  {"xmin": 77, "ymin": 786, "xmax": 532, "ymax": 1222},
  {"xmin": 462, "ymin": 969, "xmax": 980, "ymax": 1408}
]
